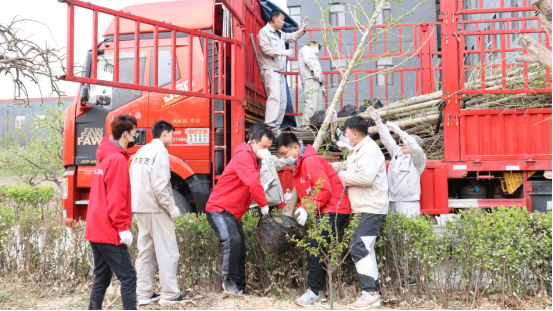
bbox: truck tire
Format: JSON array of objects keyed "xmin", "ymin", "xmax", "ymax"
[{"xmin": 172, "ymin": 189, "xmax": 194, "ymax": 214}]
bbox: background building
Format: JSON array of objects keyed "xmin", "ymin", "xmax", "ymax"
[{"xmin": 0, "ymin": 97, "xmax": 74, "ymax": 147}]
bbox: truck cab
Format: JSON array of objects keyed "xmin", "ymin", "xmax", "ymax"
[{"xmin": 62, "ymin": 0, "xmax": 264, "ymax": 223}]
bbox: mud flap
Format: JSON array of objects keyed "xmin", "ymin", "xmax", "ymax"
[{"xmin": 184, "ymin": 174, "xmax": 211, "ymax": 214}]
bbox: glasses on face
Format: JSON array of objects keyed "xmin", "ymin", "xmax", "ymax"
[
  {"xmin": 278, "ymin": 147, "xmax": 291, "ymax": 158},
  {"xmin": 128, "ymin": 131, "xmax": 139, "ymax": 138}
]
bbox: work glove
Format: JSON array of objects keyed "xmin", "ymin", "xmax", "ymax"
[
  {"xmin": 260, "ymin": 205, "xmax": 269, "ymax": 215},
  {"xmin": 367, "ymin": 106, "xmax": 382, "ymax": 124},
  {"xmin": 338, "ymin": 171, "xmax": 348, "ymax": 187},
  {"xmin": 119, "ymin": 230, "xmax": 133, "ymax": 246},
  {"xmin": 330, "ymin": 109, "xmax": 337, "ymax": 124},
  {"xmin": 170, "ymin": 208, "xmax": 181, "ymax": 220},
  {"xmin": 336, "ymin": 141, "xmax": 353, "ymax": 152},
  {"xmin": 282, "ymin": 49, "xmax": 294, "ymax": 57},
  {"xmin": 314, "ymin": 71, "xmax": 322, "ymax": 81},
  {"xmin": 283, "ymin": 189, "xmax": 293, "ymax": 203},
  {"xmin": 294, "ymin": 207, "xmax": 308, "ymax": 225},
  {"xmin": 386, "ymin": 121, "xmax": 402, "ymax": 134},
  {"xmin": 301, "ymin": 16, "xmax": 309, "ymax": 31}
]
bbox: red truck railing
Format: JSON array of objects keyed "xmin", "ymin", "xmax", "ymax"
[
  {"xmin": 59, "ymin": 0, "xmax": 242, "ymax": 102},
  {"xmin": 285, "ymin": 22, "xmax": 443, "ymax": 114}
]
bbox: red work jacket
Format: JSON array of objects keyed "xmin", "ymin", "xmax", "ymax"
[
  {"xmin": 206, "ymin": 142, "xmax": 267, "ymax": 221},
  {"xmin": 294, "ymin": 145, "xmax": 351, "ymax": 215},
  {"xmin": 85, "ymin": 138, "xmax": 132, "ymax": 245}
]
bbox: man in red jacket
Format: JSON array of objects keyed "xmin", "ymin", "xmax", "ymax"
[
  {"xmin": 85, "ymin": 114, "xmax": 138, "ymax": 310},
  {"xmin": 206, "ymin": 127, "xmax": 274, "ymax": 294},
  {"xmin": 276, "ymin": 132, "xmax": 351, "ymax": 307}
]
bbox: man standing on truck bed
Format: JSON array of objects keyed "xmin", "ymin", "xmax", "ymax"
[
  {"xmin": 205, "ymin": 127, "xmax": 274, "ymax": 294},
  {"xmin": 367, "ymin": 107, "xmax": 426, "ymax": 217},
  {"xmin": 129, "ymin": 120, "xmax": 189, "ymax": 305},
  {"xmin": 85, "ymin": 114, "xmax": 138, "ymax": 310},
  {"xmin": 298, "ymin": 41, "xmax": 326, "ymax": 127},
  {"xmin": 258, "ymin": 9, "xmax": 309, "ymax": 129}
]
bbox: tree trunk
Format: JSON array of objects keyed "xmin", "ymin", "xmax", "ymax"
[
  {"xmin": 368, "ymin": 114, "xmax": 440, "ymax": 135},
  {"xmin": 328, "ymin": 267, "xmax": 334, "ymax": 310},
  {"xmin": 283, "ymin": 1, "xmax": 388, "ymax": 216},
  {"xmin": 516, "ymin": 35, "xmax": 552, "ymax": 68},
  {"xmin": 516, "ymin": 0, "xmax": 552, "ymax": 67}
]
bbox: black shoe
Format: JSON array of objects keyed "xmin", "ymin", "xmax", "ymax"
[
  {"xmin": 401, "ymin": 277, "xmax": 417, "ymax": 288},
  {"xmin": 159, "ymin": 294, "xmax": 190, "ymax": 304},
  {"xmin": 138, "ymin": 293, "xmax": 161, "ymax": 305},
  {"xmin": 223, "ymin": 278, "xmax": 240, "ymax": 294}
]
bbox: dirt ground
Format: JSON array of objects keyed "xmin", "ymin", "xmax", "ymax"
[
  {"xmin": 0, "ymin": 278, "xmax": 551, "ymax": 310},
  {"xmin": 0, "ymin": 278, "xmax": 383, "ymax": 310}
]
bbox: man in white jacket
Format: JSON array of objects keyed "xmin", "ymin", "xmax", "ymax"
[
  {"xmin": 332, "ymin": 116, "xmax": 388, "ymax": 310},
  {"xmin": 130, "ymin": 120, "xmax": 187, "ymax": 305},
  {"xmin": 367, "ymin": 107, "xmax": 426, "ymax": 217},
  {"xmin": 258, "ymin": 10, "xmax": 308, "ymax": 128},
  {"xmin": 298, "ymin": 41, "xmax": 326, "ymax": 127}
]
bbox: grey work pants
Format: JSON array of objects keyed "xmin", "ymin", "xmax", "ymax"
[
  {"xmin": 389, "ymin": 201, "xmax": 420, "ymax": 218},
  {"xmin": 263, "ymin": 69, "xmax": 287, "ymax": 127},
  {"xmin": 135, "ymin": 212, "xmax": 180, "ymax": 301},
  {"xmin": 301, "ymin": 79, "xmax": 323, "ymax": 126}
]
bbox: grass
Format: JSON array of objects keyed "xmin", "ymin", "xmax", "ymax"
[{"xmin": 0, "ymin": 170, "xmax": 15, "ymax": 177}]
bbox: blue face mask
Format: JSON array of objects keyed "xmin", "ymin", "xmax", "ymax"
[{"xmin": 312, "ymin": 47, "xmax": 320, "ymax": 54}]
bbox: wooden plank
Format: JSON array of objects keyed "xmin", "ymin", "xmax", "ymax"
[{"xmin": 245, "ymin": 95, "xmax": 266, "ymax": 118}]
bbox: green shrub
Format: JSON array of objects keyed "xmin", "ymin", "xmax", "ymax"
[{"xmin": 0, "ymin": 184, "xmax": 550, "ymax": 308}]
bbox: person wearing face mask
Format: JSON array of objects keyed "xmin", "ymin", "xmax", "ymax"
[
  {"xmin": 129, "ymin": 120, "xmax": 190, "ymax": 305},
  {"xmin": 367, "ymin": 107, "xmax": 426, "ymax": 217},
  {"xmin": 247, "ymin": 123, "xmax": 295, "ymax": 210},
  {"xmin": 85, "ymin": 114, "xmax": 138, "ymax": 310},
  {"xmin": 332, "ymin": 116, "xmax": 388, "ymax": 310},
  {"xmin": 206, "ymin": 127, "xmax": 274, "ymax": 294},
  {"xmin": 298, "ymin": 41, "xmax": 326, "ymax": 127},
  {"xmin": 258, "ymin": 9, "xmax": 309, "ymax": 129},
  {"xmin": 275, "ymin": 132, "xmax": 351, "ymax": 307}
]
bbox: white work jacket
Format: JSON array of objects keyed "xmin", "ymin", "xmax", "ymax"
[
  {"xmin": 298, "ymin": 45, "xmax": 323, "ymax": 87},
  {"xmin": 332, "ymin": 136, "xmax": 389, "ymax": 214},
  {"xmin": 377, "ymin": 124, "xmax": 427, "ymax": 202},
  {"xmin": 252, "ymin": 155, "xmax": 290, "ymax": 207},
  {"xmin": 257, "ymin": 23, "xmax": 305, "ymax": 73},
  {"xmin": 129, "ymin": 139, "xmax": 177, "ymax": 214}
]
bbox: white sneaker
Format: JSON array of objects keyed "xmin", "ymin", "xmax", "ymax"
[
  {"xmin": 138, "ymin": 293, "xmax": 161, "ymax": 305},
  {"xmin": 295, "ymin": 289, "xmax": 322, "ymax": 307},
  {"xmin": 350, "ymin": 291, "xmax": 380, "ymax": 310}
]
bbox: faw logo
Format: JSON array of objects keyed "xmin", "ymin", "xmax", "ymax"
[{"xmin": 78, "ymin": 128, "xmax": 103, "ymax": 145}]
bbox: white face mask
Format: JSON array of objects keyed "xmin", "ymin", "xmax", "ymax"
[{"xmin": 257, "ymin": 148, "xmax": 271, "ymax": 160}]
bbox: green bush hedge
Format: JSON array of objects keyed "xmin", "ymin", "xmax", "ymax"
[{"xmin": 0, "ymin": 185, "xmax": 550, "ymax": 307}]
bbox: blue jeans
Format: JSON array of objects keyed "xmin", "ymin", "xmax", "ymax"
[{"xmin": 89, "ymin": 242, "xmax": 137, "ymax": 310}]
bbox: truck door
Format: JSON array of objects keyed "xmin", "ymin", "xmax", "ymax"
[{"xmin": 76, "ymin": 47, "xmax": 149, "ymax": 165}]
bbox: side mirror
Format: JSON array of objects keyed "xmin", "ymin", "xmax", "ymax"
[{"xmin": 80, "ymin": 84, "xmax": 90, "ymax": 106}]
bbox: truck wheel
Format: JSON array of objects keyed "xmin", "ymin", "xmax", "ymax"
[{"xmin": 172, "ymin": 189, "xmax": 194, "ymax": 214}]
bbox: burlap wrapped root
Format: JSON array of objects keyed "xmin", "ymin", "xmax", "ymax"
[{"xmin": 255, "ymin": 215, "xmax": 304, "ymax": 254}]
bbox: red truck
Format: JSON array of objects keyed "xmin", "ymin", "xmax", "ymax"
[{"xmin": 60, "ymin": 0, "xmax": 551, "ymax": 224}]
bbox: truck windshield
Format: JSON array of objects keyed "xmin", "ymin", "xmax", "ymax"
[{"xmin": 89, "ymin": 51, "xmax": 146, "ymax": 110}]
